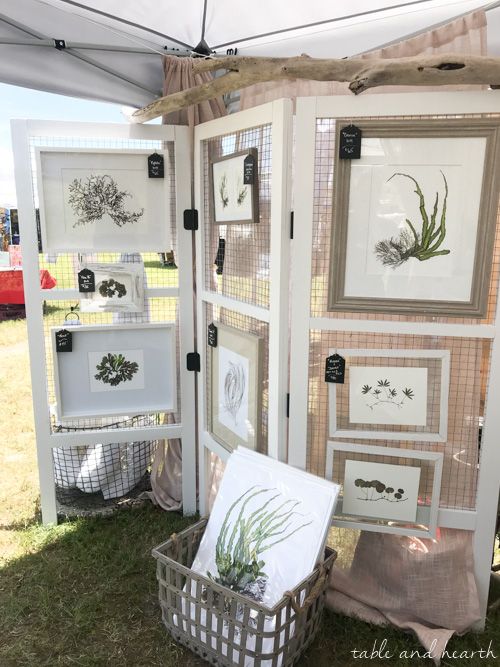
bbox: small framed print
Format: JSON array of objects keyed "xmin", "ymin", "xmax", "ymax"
[
  {"xmin": 51, "ymin": 323, "xmax": 176, "ymax": 420},
  {"xmin": 325, "ymin": 441, "xmax": 444, "ymax": 537},
  {"xmin": 36, "ymin": 147, "xmax": 170, "ymax": 252},
  {"xmin": 79, "ymin": 263, "xmax": 144, "ymax": 313},
  {"xmin": 328, "ymin": 119, "xmax": 500, "ymax": 317},
  {"xmin": 210, "ymin": 149, "xmax": 259, "ymax": 225},
  {"xmin": 328, "ymin": 348, "xmax": 450, "ymax": 442},
  {"xmin": 210, "ymin": 323, "xmax": 263, "ymax": 452}
]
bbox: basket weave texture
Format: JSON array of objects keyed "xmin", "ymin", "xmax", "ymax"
[{"xmin": 152, "ymin": 519, "xmax": 337, "ymax": 666}]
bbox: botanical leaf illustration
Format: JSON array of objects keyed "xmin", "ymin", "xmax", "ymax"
[
  {"xmin": 236, "ymin": 176, "xmax": 248, "ymax": 206},
  {"xmin": 207, "ymin": 486, "xmax": 312, "ymax": 600},
  {"xmin": 374, "ymin": 171, "xmax": 450, "ymax": 268},
  {"xmin": 98, "ymin": 278, "xmax": 127, "ymax": 299},
  {"xmin": 354, "ymin": 478, "xmax": 407, "ymax": 503},
  {"xmin": 223, "ymin": 361, "xmax": 246, "ymax": 423},
  {"xmin": 68, "ymin": 175, "xmax": 144, "ymax": 228},
  {"xmin": 94, "ymin": 353, "xmax": 139, "ymax": 386},
  {"xmin": 219, "ymin": 173, "xmax": 229, "ymax": 208},
  {"xmin": 362, "ymin": 378, "xmax": 415, "ymax": 411}
]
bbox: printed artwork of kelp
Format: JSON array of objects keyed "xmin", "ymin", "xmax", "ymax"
[
  {"xmin": 375, "ymin": 171, "xmax": 450, "ymax": 268},
  {"xmin": 207, "ymin": 486, "xmax": 312, "ymax": 601}
]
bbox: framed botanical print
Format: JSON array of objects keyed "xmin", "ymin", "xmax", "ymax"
[
  {"xmin": 328, "ymin": 119, "xmax": 500, "ymax": 316},
  {"xmin": 36, "ymin": 148, "xmax": 170, "ymax": 252},
  {"xmin": 328, "ymin": 348, "xmax": 450, "ymax": 442},
  {"xmin": 210, "ymin": 149, "xmax": 259, "ymax": 224},
  {"xmin": 51, "ymin": 323, "xmax": 176, "ymax": 420},
  {"xmin": 210, "ymin": 323, "xmax": 263, "ymax": 452},
  {"xmin": 79, "ymin": 262, "xmax": 144, "ymax": 313}
]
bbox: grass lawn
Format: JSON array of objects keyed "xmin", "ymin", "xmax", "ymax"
[{"xmin": 1, "ymin": 317, "xmax": 499, "ymax": 666}]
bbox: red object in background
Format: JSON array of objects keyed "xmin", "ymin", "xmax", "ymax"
[{"xmin": 0, "ymin": 268, "xmax": 57, "ymax": 304}]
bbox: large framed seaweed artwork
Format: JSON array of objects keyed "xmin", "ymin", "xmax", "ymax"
[
  {"xmin": 36, "ymin": 148, "xmax": 170, "ymax": 252},
  {"xmin": 328, "ymin": 119, "xmax": 500, "ymax": 317}
]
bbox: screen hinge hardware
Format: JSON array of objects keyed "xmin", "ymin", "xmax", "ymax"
[
  {"xmin": 286, "ymin": 393, "xmax": 290, "ymax": 418},
  {"xmin": 54, "ymin": 39, "xmax": 66, "ymax": 50},
  {"xmin": 183, "ymin": 209, "xmax": 198, "ymax": 231},
  {"xmin": 186, "ymin": 352, "xmax": 200, "ymax": 372},
  {"xmin": 290, "ymin": 211, "xmax": 294, "ymax": 239}
]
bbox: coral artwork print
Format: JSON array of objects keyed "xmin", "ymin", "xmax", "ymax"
[
  {"xmin": 98, "ymin": 278, "xmax": 127, "ymax": 299},
  {"xmin": 68, "ymin": 174, "xmax": 144, "ymax": 228},
  {"xmin": 374, "ymin": 171, "xmax": 449, "ymax": 268},
  {"xmin": 207, "ymin": 486, "xmax": 312, "ymax": 601},
  {"xmin": 94, "ymin": 353, "xmax": 139, "ymax": 387}
]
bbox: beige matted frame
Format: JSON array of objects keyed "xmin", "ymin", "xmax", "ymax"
[
  {"xmin": 328, "ymin": 118, "xmax": 500, "ymax": 317},
  {"xmin": 209, "ymin": 148, "xmax": 260, "ymax": 225}
]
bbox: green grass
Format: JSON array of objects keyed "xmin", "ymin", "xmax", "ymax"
[{"xmin": 1, "ymin": 316, "xmax": 500, "ymax": 666}]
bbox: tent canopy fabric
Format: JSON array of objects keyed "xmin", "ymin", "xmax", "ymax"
[{"xmin": 1, "ymin": 0, "xmax": 500, "ymax": 108}]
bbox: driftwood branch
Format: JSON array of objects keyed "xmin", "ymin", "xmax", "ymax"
[{"xmin": 131, "ymin": 53, "xmax": 500, "ymax": 123}]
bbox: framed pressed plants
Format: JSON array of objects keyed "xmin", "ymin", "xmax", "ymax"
[
  {"xmin": 36, "ymin": 147, "xmax": 170, "ymax": 252},
  {"xmin": 79, "ymin": 262, "xmax": 144, "ymax": 313},
  {"xmin": 328, "ymin": 119, "xmax": 500, "ymax": 316},
  {"xmin": 210, "ymin": 323, "xmax": 263, "ymax": 452},
  {"xmin": 51, "ymin": 323, "xmax": 176, "ymax": 420},
  {"xmin": 328, "ymin": 348, "xmax": 450, "ymax": 442},
  {"xmin": 325, "ymin": 441, "xmax": 444, "ymax": 537},
  {"xmin": 210, "ymin": 148, "xmax": 259, "ymax": 224}
]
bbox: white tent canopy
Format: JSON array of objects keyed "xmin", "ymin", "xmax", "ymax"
[{"xmin": 1, "ymin": 0, "xmax": 500, "ymax": 108}]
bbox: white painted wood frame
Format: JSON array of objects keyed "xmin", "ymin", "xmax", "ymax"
[
  {"xmin": 289, "ymin": 91, "xmax": 500, "ymax": 629},
  {"xmin": 194, "ymin": 99, "xmax": 293, "ymax": 515},
  {"xmin": 10, "ymin": 119, "xmax": 196, "ymax": 522}
]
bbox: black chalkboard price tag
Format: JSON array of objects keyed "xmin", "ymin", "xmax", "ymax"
[
  {"xmin": 208, "ymin": 323, "xmax": 218, "ymax": 348},
  {"xmin": 243, "ymin": 154, "xmax": 256, "ymax": 185},
  {"xmin": 55, "ymin": 329, "xmax": 73, "ymax": 353},
  {"xmin": 78, "ymin": 268, "xmax": 95, "ymax": 293},
  {"xmin": 214, "ymin": 237, "xmax": 226, "ymax": 275},
  {"xmin": 148, "ymin": 152, "xmax": 164, "ymax": 178},
  {"xmin": 325, "ymin": 353, "xmax": 345, "ymax": 383},
  {"xmin": 339, "ymin": 125, "xmax": 362, "ymax": 160}
]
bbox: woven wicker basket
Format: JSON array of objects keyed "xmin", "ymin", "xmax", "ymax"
[{"xmin": 152, "ymin": 519, "xmax": 337, "ymax": 667}]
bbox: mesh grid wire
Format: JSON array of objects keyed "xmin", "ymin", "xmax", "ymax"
[
  {"xmin": 29, "ymin": 135, "xmax": 180, "ymax": 502},
  {"xmin": 204, "ymin": 304, "xmax": 269, "ymax": 456},
  {"xmin": 307, "ymin": 114, "xmax": 500, "ymax": 514},
  {"xmin": 203, "ymin": 124, "xmax": 272, "ymax": 308}
]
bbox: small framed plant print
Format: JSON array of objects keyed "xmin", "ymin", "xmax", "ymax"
[
  {"xmin": 79, "ymin": 262, "xmax": 144, "ymax": 313},
  {"xmin": 328, "ymin": 119, "xmax": 500, "ymax": 316},
  {"xmin": 210, "ymin": 323, "xmax": 263, "ymax": 452},
  {"xmin": 328, "ymin": 348, "xmax": 450, "ymax": 442},
  {"xmin": 210, "ymin": 149, "xmax": 259, "ymax": 224}
]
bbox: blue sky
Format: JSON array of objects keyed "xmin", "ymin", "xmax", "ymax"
[{"xmin": 0, "ymin": 82, "xmax": 128, "ymax": 206}]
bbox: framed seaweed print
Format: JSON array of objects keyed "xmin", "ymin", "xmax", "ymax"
[
  {"xmin": 36, "ymin": 148, "xmax": 170, "ymax": 252},
  {"xmin": 51, "ymin": 323, "xmax": 176, "ymax": 420},
  {"xmin": 210, "ymin": 149, "xmax": 259, "ymax": 225},
  {"xmin": 79, "ymin": 262, "xmax": 144, "ymax": 313},
  {"xmin": 210, "ymin": 323, "xmax": 263, "ymax": 452},
  {"xmin": 328, "ymin": 348, "xmax": 450, "ymax": 442},
  {"xmin": 328, "ymin": 119, "xmax": 500, "ymax": 317},
  {"xmin": 325, "ymin": 441, "xmax": 444, "ymax": 537}
]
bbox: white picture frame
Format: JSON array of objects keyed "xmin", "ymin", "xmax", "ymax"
[
  {"xmin": 325, "ymin": 441, "xmax": 444, "ymax": 538},
  {"xmin": 210, "ymin": 323, "xmax": 263, "ymax": 452},
  {"xmin": 210, "ymin": 149, "xmax": 259, "ymax": 225},
  {"xmin": 328, "ymin": 348, "xmax": 450, "ymax": 442},
  {"xmin": 51, "ymin": 323, "xmax": 176, "ymax": 420},
  {"xmin": 36, "ymin": 147, "xmax": 170, "ymax": 252},
  {"xmin": 79, "ymin": 262, "xmax": 144, "ymax": 313}
]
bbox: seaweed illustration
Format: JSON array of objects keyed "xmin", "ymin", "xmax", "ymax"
[
  {"xmin": 68, "ymin": 174, "xmax": 144, "ymax": 228},
  {"xmin": 207, "ymin": 486, "xmax": 312, "ymax": 600},
  {"xmin": 223, "ymin": 361, "xmax": 246, "ymax": 424},
  {"xmin": 374, "ymin": 171, "xmax": 450, "ymax": 268},
  {"xmin": 94, "ymin": 353, "xmax": 139, "ymax": 386},
  {"xmin": 219, "ymin": 173, "xmax": 229, "ymax": 208},
  {"xmin": 354, "ymin": 478, "xmax": 407, "ymax": 503},
  {"xmin": 236, "ymin": 176, "xmax": 248, "ymax": 206},
  {"xmin": 361, "ymin": 379, "xmax": 414, "ymax": 411},
  {"xmin": 98, "ymin": 278, "xmax": 127, "ymax": 299}
]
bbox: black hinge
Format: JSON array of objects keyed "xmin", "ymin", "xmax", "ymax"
[
  {"xmin": 183, "ymin": 209, "xmax": 198, "ymax": 230},
  {"xmin": 54, "ymin": 39, "xmax": 66, "ymax": 50},
  {"xmin": 286, "ymin": 393, "xmax": 290, "ymax": 418},
  {"xmin": 186, "ymin": 352, "xmax": 200, "ymax": 372},
  {"xmin": 290, "ymin": 211, "xmax": 294, "ymax": 239}
]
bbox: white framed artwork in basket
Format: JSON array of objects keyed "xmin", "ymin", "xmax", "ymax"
[
  {"xmin": 51, "ymin": 323, "xmax": 176, "ymax": 420},
  {"xmin": 325, "ymin": 441, "xmax": 444, "ymax": 538},
  {"xmin": 328, "ymin": 348, "xmax": 450, "ymax": 442},
  {"xmin": 36, "ymin": 147, "xmax": 170, "ymax": 252},
  {"xmin": 79, "ymin": 262, "xmax": 144, "ymax": 313},
  {"xmin": 210, "ymin": 323, "xmax": 263, "ymax": 452}
]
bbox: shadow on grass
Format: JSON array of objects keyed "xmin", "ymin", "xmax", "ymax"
[{"xmin": 1, "ymin": 503, "xmax": 499, "ymax": 667}]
